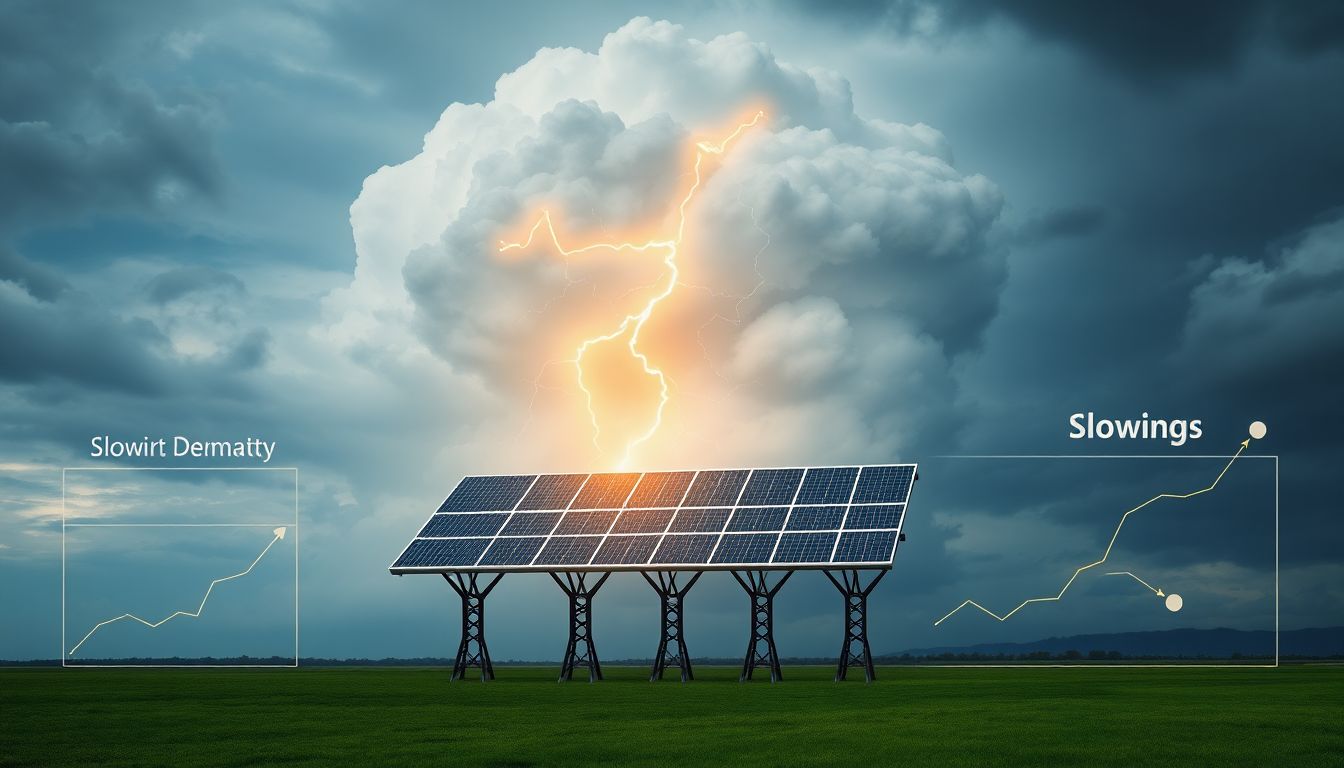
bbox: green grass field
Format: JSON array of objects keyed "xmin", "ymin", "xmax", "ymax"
[{"xmin": 2, "ymin": 665, "xmax": 1341, "ymax": 767}]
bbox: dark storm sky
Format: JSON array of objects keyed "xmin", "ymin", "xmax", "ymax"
[{"xmin": 1, "ymin": 1, "xmax": 1340, "ymax": 660}]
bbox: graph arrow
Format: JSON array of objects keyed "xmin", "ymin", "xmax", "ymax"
[
  {"xmin": 68, "ymin": 527, "xmax": 287, "ymax": 656},
  {"xmin": 934, "ymin": 438, "xmax": 1250, "ymax": 626},
  {"xmin": 1106, "ymin": 570, "xmax": 1164, "ymax": 597}
]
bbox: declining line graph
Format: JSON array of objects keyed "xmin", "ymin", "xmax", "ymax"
[
  {"xmin": 68, "ymin": 526, "xmax": 288, "ymax": 656},
  {"xmin": 1106, "ymin": 570, "xmax": 1164, "ymax": 597},
  {"xmin": 934, "ymin": 438, "xmax": 1252, "ymax": 626}
]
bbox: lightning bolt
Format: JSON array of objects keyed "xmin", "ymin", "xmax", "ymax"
[{"xmin": 500, "ymin": 110, "xmax": 766, "ymax": 468}]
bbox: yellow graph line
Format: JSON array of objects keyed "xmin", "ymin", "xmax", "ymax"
[
  {"xmin": 68, "ymin": 527, "xmax": 287, "ymax": 656},
  {"xmin": 934, "ymin": 439, "xmax": 1250, "ymax": 626},
  {"xmin": 1106, "ymin": 570, "xmax": 1163, "ymax": 597}
]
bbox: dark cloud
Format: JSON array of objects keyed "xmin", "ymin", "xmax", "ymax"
[
  {"xmin": 146, "ymin": 265, "xmax": 245, "ymax": 305},
  {"xmin": 804, "ymin": 0, "xmax": 1344, "ymax": 80},
  {"xmin": 0, "ymin": 1, "xmax": 220, "ymax": 232},
  {"xmin": 0, "ymin": 245, "xmax": 67, "ymax": 301},
  {"xmin": 0, "ymin": 286, "xmax": 169, "ymax": 394}
]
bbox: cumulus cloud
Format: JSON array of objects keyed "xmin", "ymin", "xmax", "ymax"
[
  {"xmin": 333, "ymin": 17, "xmax": 1005, "ymax": 468},
  {"xmin": 1179, "ymin": 213, "xmax": 1344, "ymax": 382}
]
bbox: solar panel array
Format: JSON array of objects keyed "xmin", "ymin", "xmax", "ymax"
[{"xmin": 390, "ymin": 465, "xmax": 916, "ymax": 573}]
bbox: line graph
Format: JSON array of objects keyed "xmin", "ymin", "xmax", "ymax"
[
  {"xmin": 1106, "ymin": 570, "xmax": 1164, "ymax": 597},
  {"xmin": 934, "ymin": 437, "xmax": 1252, "ymax": 626},
  {"xmin": 68, "ymin": 527, "xmax": 288, "ymax": 656}
]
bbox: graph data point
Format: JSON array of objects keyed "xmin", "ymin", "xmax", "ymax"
[
  {"xmin": 1248, "ymin": 421, "xmax": 1267, "ymax": 440},
  {"xmin": 1165, "ymin": 593, "xmax": 1184, "ymax": 612}
]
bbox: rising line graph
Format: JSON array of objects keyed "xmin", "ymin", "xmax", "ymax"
[
  {"xmin": 934, "ymin": 438, "xmax": 1252, "ymax": 626},
  {"xmin": 68, "ymin": 526, "xmax": 288, "ymax": 656}
]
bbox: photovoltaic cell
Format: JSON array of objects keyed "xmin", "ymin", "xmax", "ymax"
[
  {"xmin": 394, "ymin": 538, "xmax": 491, "ymax": 568},
  {"xmin": 437, "ymin": 475, "xmax": 536, "ymax": 513},
  {"xmin": 626, "ymin": 472, "xmax": 694, "ymax": 508},
  {"xmin": 592, "ymin": 535, "xmax": 660, "ymax": 565},
  {"xmin": 516, "ymin": 474, "xmax": 588, "ymax": 511},
  {"xmin": 794, "ymin": 467, "xmax": 859, "ymax": 505},
  {"xmin": 611, "ymin": 509, "xmax": 675, "ymax": 534},
  {"xmin": 843, "ymin": 504, "xmax": 905, "ymax": 530},
  {"xmin": 500, "ymin": 511, "xmax": 563, "ymax": 536},
  {"xmin": 725, "ymin": 506, "xmax": 788, "ymax": 532},
  {"xmin": 479, "ymin": 536, "xmax": 546, "ymax": 566},
  {"xmin": 682, "ymin": 470, "xmax": 750, "ymax": 507},
  {"xmin": 772, "ymin": 532, "xmax": 837, "ymax": 563},
  {"xmin": 667, "ymin": 508, "xmax": 731, "ymax": 533},
  {"xmin": 851, "ymin": 465, "xmax": 915, "ymax": 505},
  {"xmin": 785, "ymin": 506, "xmax": 846, "ymax": 531},
  {"xmin": 418, "ymin": 512, "xmax": 508, "ymax": 538},
  {"xmin": 392, "ymin": 463, "xmax": 915, "ymax": 572},
  {"xmin": 570, "ymin": 473, "xmax": 641, "ymax": 509},
  {"xmin": 534, "ymin": 536, "xmax": 603, "ymax": 565},
  {"xmin": 553, "ymin": 510, "xmax": 618, "ymax": 535},
  {"xmin": 711, "ymin": 533, "xmax": 779, "ymax": 564},
  {"xmin": 833, "ymin": 531, "xmax": 899, "ymax": 563},
  {"xmin": 651, "ymin": 534, "xmax": 720, "ymax": 564},
  {"xmin": 736, "ymin": 468, "xmax": 803, "ymax": 506}
]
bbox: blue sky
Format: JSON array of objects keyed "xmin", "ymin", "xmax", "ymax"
[{"xmin": 1, "ymin": 1, "xmax": 1341, "ymax": 662}]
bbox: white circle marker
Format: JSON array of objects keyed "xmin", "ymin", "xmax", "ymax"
[
  {"xmin": 1165, "ymin": 593, "xmax": 1184, "ymax": 612},
  {"xmin": 1249, "ymin": 421, "xmax": 1267, "ymax": 440}
]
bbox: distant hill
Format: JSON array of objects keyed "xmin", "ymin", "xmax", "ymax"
[{"xmin": 883, "ymin": 627, "xmax": 1343, "ymax": 660}]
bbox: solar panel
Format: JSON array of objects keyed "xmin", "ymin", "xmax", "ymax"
[
  {"xmin": 517, "ymin": 474, "xmax": 586, "ymax": 511},
  {"xmin": 437, "ymin": 475, "xmax": 536, "ymax": 513},
  {"xmin": 626, "ymin": 471, "xmax": 694, "ymax": 508},
  {"xmin": 390, "ymin": 463, "xmax": 916, "ymax": 572}
]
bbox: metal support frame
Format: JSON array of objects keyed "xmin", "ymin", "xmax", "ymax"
[
  {"xmin": 824, "ymin": 569, "xmax": 886, "ymax": 682},
  {"xmin": 551, "ymin": 571, "xmax": 610, "ymax": 682},
  {"xmin": 731, "ymin": 570, "xmax": 793, "ymax": 682},
  {"xmin": 443, "ymin": 572, "xmax": 503, "ymax": 681},
  {"xmin": 641, "ymin": 571, "xmax": 702, "ymax": 682}
]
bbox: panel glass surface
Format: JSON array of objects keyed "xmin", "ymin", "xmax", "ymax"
[
  {"xmin": 516, "ymin": 474, "xmax": 588, "ymax": 511},
  {"xmin": 553, "ymin": 510, "xmax": 618, "ymax": 535},
  {"xmin": 833, "ymin": 531, "xmax": 899, "ymax": 562},
  {"xmin": 667, "ymin": 508, "xmax": 731, "ymax": 533},
  {"xmin": 793, "ymin": 467, "xmax": 859, "ymax": 505},
  {"xmin": 570, "ymin": 473, "xmax": 641, "ymax": 509},
  {"xmin": 610, "ymin": 509, "xmax": 675, "ymax": 534},
  {"xmin": 736, "ymin": 468, "xmax": 803, "ymax": 506},
  {"xmin": 851, "ymin": 465, "xmax": 916, "ymax": 505},
  {"xmin": 784, "ymin": 506, "xmax": 846, "ymax": 531},
  {"xmin": 591, "ymin": 535, "xmax": 660, "ymax": 565},
  {"xmin": 651, "ymin": 534, "xmax": 720, "ymax": 564},
  {"xmin": 394, "ymin": 538, "xmax": 491, "ymax": 568},
  {"xmin": 710, "ymin": 532, "xmax": 779, "ymax": 564},
  {"xmin": 499, "ymin": 511, "xmax": 563, "ymax": 537},
  {"xmin": 418, "ymin": 512, "xmax": 508, "ymax": 538},
  {"xmin": 682, "ymin": 470, "xmax": 750, "ymax": 507},
  {"xmin": 772, "ymin": 532, "xmax": 837, "ymax": 563},
  {"xmin": 394, "ymin": 464, "xmax": 915, "ymax": 571},
  {"xmin": 437, "ymin": 475, "xmax": 536, "ymax": 513},
  {"xmin": 842, "ymin": 504, "xmax": 905, "ymax": 530},
  {"xmin": 478, "ymin": 536, "xmax": 546, "ymax": 566},
  {"xmin": 725, "ymin": 506, "xmax": 788, "ymax": 532},
  {"xmin": 533, "ymin": 535, "xmax": 603, "ymax": 565},
  {"xmin": 625, "ymin": 471, "xmax": 694, "ymax": 508}
]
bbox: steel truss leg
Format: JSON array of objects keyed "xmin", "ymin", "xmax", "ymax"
[
  {"xmin": 641, "ymin": 571, "xmax": 702, "ymax": 682},
  {"xmin": 732, "ymin": 570, "xmax": 793, "ymax": 682},
  {"xmin": 443, "ymin": 572, "xmax": 503, "ymax": 681},
  {"xmin": 551, "ymin": 572, "xmax": 610, "ymax": 682},
  {"xmin": 824, "ymin": 569, "xmax": 886, "ymax": 683}
]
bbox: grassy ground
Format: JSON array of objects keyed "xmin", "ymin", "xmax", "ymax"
[{"xmin": 2, "ymin": 665, "xmax": 1341, "ymax": 767}]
